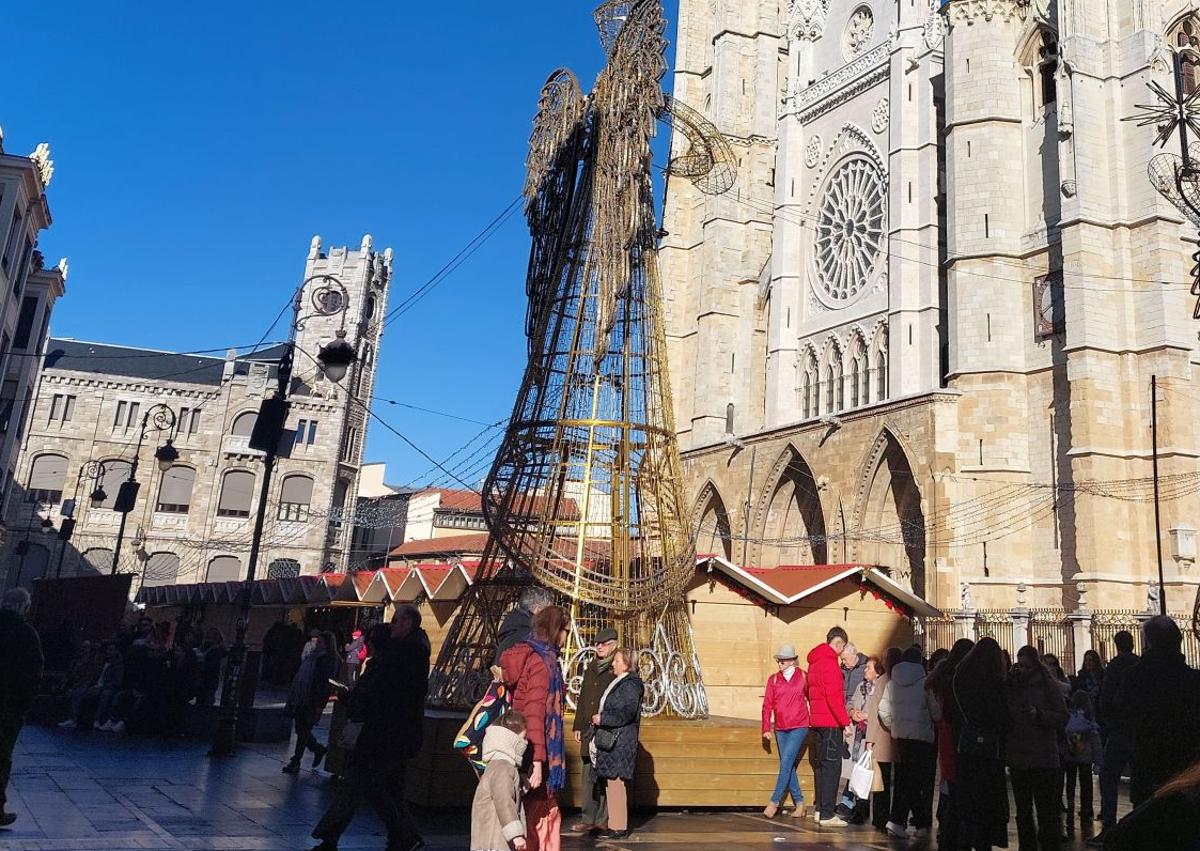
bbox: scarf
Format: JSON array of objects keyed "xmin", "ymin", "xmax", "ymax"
[
  {"xmin": 593, "ymin": 652, "xmax": 614, "ymax": 675},
  {"xmin": 525, "ymin": 636, "xmax": 567, "ymax": 792}
]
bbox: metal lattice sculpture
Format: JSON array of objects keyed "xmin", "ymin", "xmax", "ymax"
[{"xmin": 428, "ymin": 0, "xmax": 733, "ymax": 717}]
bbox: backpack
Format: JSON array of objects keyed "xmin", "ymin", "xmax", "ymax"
[{"xmin": 453, "ymin": 672, "xmax": 512, "ymax": 776}]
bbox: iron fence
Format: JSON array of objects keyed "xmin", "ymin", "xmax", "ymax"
[
  {"xmin": 1028, "ymin": 608, "xmax": 1076, "ymax": 673},
  {"xmin": 1090, "ymin": 611, "xmax": 1200, "ymax": 668},
  {"xmin": 921, "ymin": 615, "xmax": 959, "ymax": 656},
  {"xmin": 975, "ymin": 610, "xmax": 1017, "ymax": 660}
]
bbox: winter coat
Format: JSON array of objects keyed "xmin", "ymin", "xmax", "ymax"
[
  {"xmin": 572, "ymin": 655, "xmax": 616, "ymax": 763},
  {"xmin": 843, "ymin": 653, "xmax": 868, "ymax": 705},
  {"xmin": 879, "ymin": 661, "xmax": 936, "ymax": 743},
  {"xmin": 948, "ymin": 664, "xmax": 1014, "ymax": 848},
  {"xmin": 1004, "ymin": 665, "xmax": 1068, "ymax": 770},
  {"xmin": 96, "ymin": 658, "xmax": 125, "ymax": 690},
  {"xmin": 495, "ymin": 607, "xmax": 533, "ymax": 660},
  {"xmin": 1098, "ymin": 650, "xmax": 1138, "ymax": 733},
  {"xmin": 593, "ymin": 674, "xmax": 644, "ymax": 781},
  {"xmin": 1064, "ymin": 710, "xmax": 1102, "ymax": 766},
  {"xmin": 470, "ymin": 724, "xmax": 528, "ymax": 851},
  {"xmin": 864, "ymin": 672, "xmax": 895, "ymax": 763},
  {"xmin": 762, "ymin": 666, "xmax": 810, "ymax": 733},
  {"xmin": 0, "ymin": 608, "xmax": 44, "ymax": 716},
  {"xmin": 805, "ymin": 643, "xmax": 850, "ymax": 728},
  {"xmin": 284, "ymin": 649, "xmax": 338, "ymax": 716},
  {"xmin": 1103, "ymin": 782, "xmax": 1200, "ymax": 851},
  {"xmin": 500, "ymin": 641, "xmax": 555, "ymax": 764},
  {"xmin": 1115, "ymin": 647, "xmax": 1200, "ymax": 803},
  {"xmin": 346, "ymin": 628, "xmax": 430, "ymax": 762}
]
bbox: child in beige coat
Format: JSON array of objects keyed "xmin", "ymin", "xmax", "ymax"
[{"xmin": 471, "ymin": 712, "xmax": 529, "ymax": 851}]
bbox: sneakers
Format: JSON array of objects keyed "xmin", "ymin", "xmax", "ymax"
[
  {"xmin": 57, "ymin": 719, "xmax": 76, "ymax": 729},
  {"xmin": 96, "ymin": 720, "xmax": 113, "ymax": 732},
  {"xmin": 282, "ymin": 760, "xmax": 301, "ymax": 775},
  {"xmin": 886, "ymin": 821, "xmax": 909, "ymax": 838},
  {"xmin": 110, "ymin": 721, "xmax": 125, "ymax": 734},
  {"xmin": 820, "ymin": 816, "xmax": 848, "ymax": 828}
]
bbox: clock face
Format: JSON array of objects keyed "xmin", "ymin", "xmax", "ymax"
[{"xmin": 1034, "ymin": 273, "xmax": 1060, "ymax": 337}]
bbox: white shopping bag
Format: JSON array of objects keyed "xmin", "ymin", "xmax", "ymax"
[{"xmin": 848, "ymin": 748, "xmax": 875, "ymax": 800}]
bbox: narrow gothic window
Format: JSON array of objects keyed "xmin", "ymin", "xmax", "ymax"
[
  {"xmin": 836, "ymin": 360, "xmax": 845, "ymax": 411},
  {"xmin": 1178, "ymin": 20, "xmax": 1200, "ymax": 94},
  {"xmin": 824, "ymin": 366, "xmax": 835, "ymax": 414},
  {"xmin": 803, "ymin": 373, "xmax": 812, "ymax": 419},
  {"xmin": 876, "ymin": 350, "xmax": 887, "ymax": 400},
  {"xmin": 1039, "ymin": 37, "xmax": 1058, "ymax": 106},
  {"xmin": 850, "ymin": 359, "xmax": 861, "ymax": 408}
]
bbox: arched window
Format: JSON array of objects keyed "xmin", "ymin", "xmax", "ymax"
[
  {"xmin": 1038, "ymin": 34, "xmax": 1058, "ymax": 107},
  {"xmin": 26, "ymin": 454, "xmax": 67, "ymax": 504},
  {"xmin": 94, "ymin": 460, "xmax": 132, "ymax": 510},
  {"xmin": 333, "ymin": 478, "xmax": 350, "ymax": 510},
  {"xmin": 268, "ymin": 558, "xmax": 301, "ymax": 579},
  {"xmin": 217, "ymin": 470, "xmax": 255, "ymax": 518},
  {"xmin": 230, "ymin": 411, "xmax": 258, "ymax": 437},
  {"xmin": 156, "ymin": 465, "xmax": 195, "ymax": 514},
  {"xmin": 835, "ymin": 359, "xmax": 845, "ymax": 411},
  {"xmin": 364, "ymin": 295, "xmax": 376, "ymax": 320},
  {"xmin": 876, "ymin": 349, "xmax": 888, "ymax": 400},
  {"xmin": 206, "ymin": 555, "xmax": 241, "ymax": 582},
  {"xmin": 824, "ymin": 365, "xmax": 835, "ymax": 414},
  {"xmin": 802, "ymin": 371, "xmax": 813, "ymax": 419},
  {"xmin": 1174, "ymin": 17, "xmax": 1200, "ymax": 94},
  {"xmin": 725, "ymin": 403, "xmax": 735, "ymax": 435},
  {"xmin": 850, "ymin": 357, "xmax": 861, "ymax": 408},
  {"xmin": 279, "ymin": 474, "xmax": 314, "ymax": 521},
  {"xmin": 81, "ymin": 548, "xmax": 113, "ymax": 575},
  {"xmin": 143, "ymin": 552, "xmax": 180, "ymax": 587}
]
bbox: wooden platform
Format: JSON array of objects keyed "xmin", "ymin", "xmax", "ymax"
[{"xmin": 409, "ymin": 711, "xmax": 802, "ymax": 809}]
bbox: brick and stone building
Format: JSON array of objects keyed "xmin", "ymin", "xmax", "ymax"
[
  {"xmin": 663, "ymin": 0, "xmax": 1200, "ymax": 630},
  {"xmin": 2, "ymin": 235, "xmax": 391, "ymax": 590},
  {"xmin": 0, "ymin": 135, "xmax": 67, "ymax": 548}
]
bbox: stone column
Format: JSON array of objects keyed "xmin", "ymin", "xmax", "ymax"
[
  {"xmin": 955, "ymin": 609, "xmax": 977, "ymax": 641},
  {"xmin": 1069, "ymin": 609, "xmax": 1093, "ymax": 662},
  {"xmin": 1011, "ymin": 608, "xmax": 1031, "ymax": 650}
]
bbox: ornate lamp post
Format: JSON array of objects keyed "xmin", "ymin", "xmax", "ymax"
[
  {"xmin": 53, "ymin": 460, "xmax": 108, "ymax": 579},
  {"xmin": 210, "ymin": 275, "xmax": 357, "ymax": 757},
  {"xmin": 110, "ymin": 404, "xmax": 178, "ymax": 575},
  {"xmin": 12, "ymin": 508, "xmax": 54, "ymax": 588}
]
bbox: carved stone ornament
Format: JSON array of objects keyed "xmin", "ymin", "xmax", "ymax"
[
  {"xmin": 844, "ymin": 7, "xmax": 875, "ymax": 58},
  {"xmin": 789, "ymin": 0, "xmax": 828, "ymax": 41},
  {"xmin": 805, "ymin": 135, "xmax": 823, "ymax": 168},
  {"xmin": 960, "ymin": 581, "xmax": 975, "ymax": 610},
  {"xmin": 871, "ymin": 98, "xmax": 890, "ymax": 134},
  {"xmin": 30, "ymin": 142, "xmax": 54, "ymax": 188},
  {"xmin": 922, "ymin": 0, "xmax": 948, "ymax": 49},
  {"xmin": 944, "ymin": 0, "xmax": 1028, "ymax": 25}
]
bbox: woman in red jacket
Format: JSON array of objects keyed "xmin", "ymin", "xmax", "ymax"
[
  {"xmin": 500, "ymin": 604, "xmax": 571, "ymax": 851},
  {"xmin": 762, "ymin": 644, "xmax": 811, "ymax": 819},
  {"xmin": 805, "ymin": 626, "xmax": 852, "ymax": 827}
]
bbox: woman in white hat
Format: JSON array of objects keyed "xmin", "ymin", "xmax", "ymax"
[{"xmin": 761, "ymin": 643, "xmax": 811, "ymax": 818}]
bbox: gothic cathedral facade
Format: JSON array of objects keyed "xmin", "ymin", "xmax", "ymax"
[{"xmin": 663, "ymin": 0, "xmax": 1200, "ymax": 616}]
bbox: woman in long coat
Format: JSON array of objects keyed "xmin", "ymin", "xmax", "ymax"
[
  {"xmin": 948, "ymin": 637, "xmax": 1014, "ymax": 850},
  {"xmin": 591, "ymin": 647, "xmax": 644, "ymax": 840},
  {"xmin": 866, "ymin": 648, "xmax": 902, "ymax": 831}
]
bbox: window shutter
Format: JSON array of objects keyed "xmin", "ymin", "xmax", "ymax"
[
  {"xmin": 97, "ymin": 461, "xmax": 132, "ymax": 509},
  {"xmin": 143, "ymin": 552, "xmax": 180, "ymax": 587},
  {"xmin": 218, "ymin": 470, "xmax": 254, "ymax": 514},
  {"xmin": 281, "ymin": 475, "xmax": 314, "ymax": 506},
  {"xmin": 157, "ymin": 466, "xmax": 195, "ymax": 510},
  {"xmin": 29, "ymin": 455, "xmax": 67, "ymax": 490},
  {"xmin": 206, "ymin": 556, "xmax": 241, "ymax": 582}
]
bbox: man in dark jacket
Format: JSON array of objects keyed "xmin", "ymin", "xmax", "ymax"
[
  {"xmin": 806, "ymin": 626, "xmax": 851, "ymax": 828},
  {"xmin": 495, "ymin": 586, "xmax": 552, "ymax": 660},
  {"xmin": 1115, "ymin": 616, "xmax": 1200, "ymax": 807},
  {"xmin": 0, "ymin": 588, "xmax": 44, "ymax": 827},
  {"xmin": 1092, "ymin": 630, "xmax": 1138, "ymax": 842},
  {"xmin": 311, "ymin": 605, "xmax": 430, "ymax": 851},
  {"xmin": 569, "ymin": 626, "xmax": 618, "ymax": 834}
]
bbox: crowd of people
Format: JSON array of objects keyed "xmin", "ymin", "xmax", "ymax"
[
  {"xmin": 52, "ymin": 616, "xmax": 227, "ymax": 736},
  {"xmin": 758, "ymin": 618, "xmax": 1200, "ymax": 850}
]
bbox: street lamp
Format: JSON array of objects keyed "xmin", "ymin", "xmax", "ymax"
[
  {"xmin": 110, "ymin": 404, "xmax": 178, "ymax": 575},
  {"xmin": 211, "ymin": 274, "xmax": 356, "ymax": 757},
  {"xmin": 40, "ymin": 517, "xmax": 54, "ymax": 535},
  {"xmin": 53, "ymin": 460, "xmax": 109, "ymax": 579}
]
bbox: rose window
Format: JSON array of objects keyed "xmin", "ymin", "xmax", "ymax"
[
  {"xmin": 814, "ymin": 157, "xmax": 886, "ymax": 301},
  {"xmin": 844, "ymin": 7, "xmax": 875, "ymax": 58}
]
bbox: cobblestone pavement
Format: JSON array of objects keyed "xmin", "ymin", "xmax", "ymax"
[{"xmin": 1, "ymin": 724, "xmax": 1126, "ymax": 851}]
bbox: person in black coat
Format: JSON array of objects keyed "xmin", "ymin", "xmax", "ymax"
[
  {"xmin": 1103, "ymin": 757, "xmax": 1200, "ymax": 851},
  {"xmin": 0, "ymin": 589, "xmax": 44, "ymax": 827},
  {"xmin": 283, "ymin": 631, "xmax": 339, "ymax": 774},
  {"xmin": 1114, "ymin": 615, "xmax": 1200, "ymax": 808},
  {"xmin": 311, "ymin": 606, "xmax": 429, "ymax": 851},
  {"xmin": 495, "ymin": 586, "xmax": 552, "ymax": 660},
  {"xmin": 570, "ymin": 626, "xmax": 618, "ymax": 834},
  {"xmin": 590, "ymin": 647, "xmax": 644, "ymax": 840}
]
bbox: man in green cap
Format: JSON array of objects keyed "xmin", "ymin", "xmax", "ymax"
[{"xmin": 568, "ymin": 626, "xmax": 619, "ymax": 834}]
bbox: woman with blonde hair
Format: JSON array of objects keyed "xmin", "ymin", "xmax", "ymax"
[{"xmin": 590, "ymin": 647, "xmax": 644, "ymax": 840}]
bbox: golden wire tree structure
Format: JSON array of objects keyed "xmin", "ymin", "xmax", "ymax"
[{"xmin": 428, "ymin": 0, "xmax": 734, "ymax": 719}]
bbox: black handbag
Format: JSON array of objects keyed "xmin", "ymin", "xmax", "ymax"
[
  {"xmin": 592, "ymin": 726, "xmax": 619, "ymax": 752},
  {"xmin": 953, "ymin": 671, "xmax": 1001, "ymax": 759}
]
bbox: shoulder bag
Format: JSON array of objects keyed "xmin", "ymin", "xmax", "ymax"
[{"xmin": 953, "ymin": 670, "xmax": 1001, "ymax": 759}]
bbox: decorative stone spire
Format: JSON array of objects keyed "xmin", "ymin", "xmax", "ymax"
[
  {"xmin": 308, "ymin": 235, "xmax": 322, "ymax": 259},
  {"xmin": 57, "ymin": 257, "xmax": 69, "ymax": 281},
  {"xmin": 30, "ymin": 142, "xmax": 54, "ymax": 187},
  {"xmin": 360, "ymin": 233, "xmax": 373, "ymax": 253}
]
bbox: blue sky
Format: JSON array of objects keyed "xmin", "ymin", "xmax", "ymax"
[{"xmin": 5, "ymin": 1, "xmax": 677, "ymax": 486}]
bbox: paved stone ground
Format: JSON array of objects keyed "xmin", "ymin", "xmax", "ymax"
[{"xmin": 1, "ymin": 723, "xmax": 1127, "ymax": 851}]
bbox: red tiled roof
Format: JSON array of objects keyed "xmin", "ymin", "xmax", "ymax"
[
  {"xmin": 414, "ymin": 488, "xmax": 582, "ymax": 520},
  {"xmin": 389, "ymin": 533, "xmax": 491, "ymax": 558}
]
